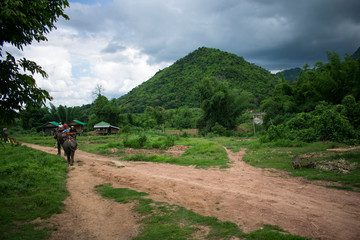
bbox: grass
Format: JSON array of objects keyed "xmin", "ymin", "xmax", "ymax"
[
  {"xmin": 17, "ymin": 133, "xmax": 360, "ymax": 190},
  {"xmin": 16, "ymin": 135, "xmax": 56, "ymax": 147},
  {"xmin": 0, "ymin": 143, "xmax": 69, "ymax": 239},
  {"xmin": 17, "ymin": 133, "xmax": 230, "ymax": 169},
  {"xmin": 123, "ymin": 141, "xmax": 229, "ymax": 168},
  {"xmin": 94, "ymin": 183, "xmax": 308, "ymax": 240},
  {"xmin": 241, "ymin": 139, "xmax": 360, "ymax": 191}
]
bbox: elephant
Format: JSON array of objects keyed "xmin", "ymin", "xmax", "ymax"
[
  {"xmin": 54, "ymin": 130, "xmax": 77, "ymax": 165},
  {"xmin": 54, "ymin": 130, "xmax": 65, "ymax": 156},
  {"xmin": 62, "ymin": 137, "xmax": 77, "ymax": 166}
]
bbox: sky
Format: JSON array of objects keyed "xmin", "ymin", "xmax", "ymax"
[{"xmin": 4, "ymin": 0, "xmax": 360, "ymax": 107}]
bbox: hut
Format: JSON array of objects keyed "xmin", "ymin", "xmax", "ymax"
[
  {"xmin": 94, "ymin": 121, "xmax": 119, "ymax": 135},
  {"xmin": 69, "ymin": 120, "xmax": 86, "ymax": 135},
  {"xmin": 41, "ymin": 122, "xmax": 59, "ymax": 136}
]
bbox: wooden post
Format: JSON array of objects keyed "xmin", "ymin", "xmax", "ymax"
[{"xmin": 253, "ymin": 115, "xmax": 256, "ymax": 136}]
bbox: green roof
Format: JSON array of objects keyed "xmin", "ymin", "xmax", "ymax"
[
  {"xmin": 42, "ymin": 122, "xmax": 59, "ymax": 127},
  {"xmin": 94, "ymin": 121, "xmax": 119, "ymax": 129},
  {"xmin": 71, "ymin": 120, "xmax": 86, "ymax": 125},
  {"xmin": 94, "ymin": 121, "xmax": 110, "ymax": 127}
]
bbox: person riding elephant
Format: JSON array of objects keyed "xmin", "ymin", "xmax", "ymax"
[
  {"xmin": 58, "ymin": 122, "xmax": 64, "ymax": 132},
  {"xmin": 70, "ymin": 126, "xmax": 77, "ymax": 139}
]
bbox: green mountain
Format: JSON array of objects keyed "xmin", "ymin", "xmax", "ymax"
[
  {"xmin": 276, "ymin": 67, "xmax": 302, "ymax": 83},
  {"xmin": 116, "ymin": 47, "xmax": 280, "ymax": 112},
  {"xmin": 351, "ymin": 47, "xmax": 360, "ymax": 59}
]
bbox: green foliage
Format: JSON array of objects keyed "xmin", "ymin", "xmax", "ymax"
[
  {"xmin": 198, "ymin": 77, "xmax": 248, "ymax": 133},
  {"xmin": 244, "ymin": 224, "xmax": 308, "ymax": 239},
  {"xmin": 91, "ymin": 95, "xmax": 121, "ymax": 126},
  {"xmin": 117, "ymin": 47, "xmax": 279, "ymax": 113},
  {"xmin": 173, "ymin": 106, "xmax": 199, "ymax": 129},
  {"xmin": 123, "ymin": 133, "xmax": 147, "ymax": 148},
  {"xmin": 0, "ymin": 144, "xmax": 68, "ymax": 239},
  {"xmin": 262, "ymin": 102, "xmax": 359, "ymax": 144},
  {"xmin": 276, "ymin": 67, "xmax": 302, "ymax": 83},
  {"xmin": 241, "ymin": 140, "xmax": 360, "ymax": 190},
  {"xmin": 211, "ymin": 122, "xmax": 227, "ymax": 136},
  {"xmin": 94, "ymin": 183, "xmax": 148, "ymax": 203},
  {"xmin": 262, "ymin": 52, "xmax": 360, "ymax": 143},
  {"xmin": 0, "ymin": 0, "xmax": 69, "ymax": 126},
  {"xmin": 123, "ymin": 141, "xmax": 229, "ymax": 168}
]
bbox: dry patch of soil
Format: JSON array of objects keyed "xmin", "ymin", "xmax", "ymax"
[{"xmin": 23, "ymin": 143, "xmax": 360, "ymax": 240}]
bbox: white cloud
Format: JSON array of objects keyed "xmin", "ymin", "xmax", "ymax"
[{"xmin": 16, "ymin": 25, "xmax": 171, "ymax": 107}]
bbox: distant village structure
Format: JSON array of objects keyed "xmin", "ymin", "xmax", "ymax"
[
  {"xmin": 68, "ymin": 120, "xmax": 86, "ymax": 135},
  {"xmin": 41, "ymin": 122, "xmax": 59, "ymax": 135},
  {"xmin": 94, "ymin": 121, "xmax": 120, "ymax": 135},
  {"xmin": 41, "ymin": 120, "xmax": 86, "ymax": 136}
]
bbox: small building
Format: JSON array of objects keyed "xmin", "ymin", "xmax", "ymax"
[
  {"xmin": 41, "ymin": 122, "xmax": 59, "ymax": 135},
  {"xmin": 69, "ymin": 120, "xmax": 86, "ymax": 135},
  {"xmin": 94, "ymin": 121, "xmax": 119, "ymax": 135}
]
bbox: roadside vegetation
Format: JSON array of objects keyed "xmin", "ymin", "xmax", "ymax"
[
  {"xmin": 0, "ymin": 144, "xmax": 68, "ymax": 240},
  {"xmin": 16, "ymin": 131, "xmax": 360, "ymax": 191},
  {"xmin": 94, "ymin": 183, "xmax": 307, "ymax": 240}
]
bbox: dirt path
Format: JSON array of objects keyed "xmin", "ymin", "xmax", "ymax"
[{"xmin": 24, "ymin": 143, "xmax": 360, "ymax": 240}]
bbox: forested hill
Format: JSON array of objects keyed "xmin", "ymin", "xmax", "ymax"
[
  {"xmin": 116, "ymin": 47, "xmax": 280, "ymax": 113},
  {"xmin": 276, "ymin": 67, "xmax": 302, "ymax": 83},
  {"xmin": 352, "ymin": 47, "xmax": 360, "ymax": 59}
]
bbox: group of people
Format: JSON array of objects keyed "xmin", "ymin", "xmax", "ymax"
[{"xmin": 58, "ymin": 122, "xmax": 77, "ymax": 138}]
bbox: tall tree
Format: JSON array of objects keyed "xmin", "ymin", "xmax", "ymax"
[
  {"xmin": 197, "ymin": 77, "xmax": 247, "ymax": 133},
  {"xmin": 91, "ymin": 95, "xmax": 120, "ymax": 126},
  {"xmin": 0, "ymin": 0, "xmax": 69, "ymax": 125}
]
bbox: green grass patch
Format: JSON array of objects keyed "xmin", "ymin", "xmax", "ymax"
[
  {"xmin": 16, "ymin": 136, "xmax": 56, "ymax": 147},
  {"xmin": 0, "ymin": 144, "xmax": 68, "ymax": 239},
  {"xmin": 94, "ymin": 184, "xmax": 308, "ymax": 240},
  {"xmin": 122, "ymin": 141, "xmax": 229, "ymax": 168},
  {"xmin": 244, "ymin": 224, "xmax": 308, "ymax": 239},
  {"xmin": 243, "ymin": 140, "xmax": 360, "ymax": 191}
]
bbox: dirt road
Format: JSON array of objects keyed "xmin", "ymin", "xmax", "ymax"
[{"xmin": 24, "ymin": 143, "xmax": 360, "ymax": 240}]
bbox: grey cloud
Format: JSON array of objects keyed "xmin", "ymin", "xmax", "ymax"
[
  {"xmin": 65, "ymin": 0, "xmax": 360, "ymax": 70},
  {"xmin": 101, "ymin": 41, "xmax": 127, "ymax": 54}
]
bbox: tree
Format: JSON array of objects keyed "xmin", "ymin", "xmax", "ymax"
[
  {"xmin": 91, "ymin": 95, "xmax": 120, "ymax": 126},
  {"xmin": 197, "ymin": 77, "xmax": 246, "ymax": 134},
  {"xmin": 0, "ymin": 0, "xmax": 69, "ymax": 125}
]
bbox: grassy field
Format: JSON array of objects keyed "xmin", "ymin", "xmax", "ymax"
[{"xmin": 0, "ymin": 144, "xmax": 68, "ymax": 240}]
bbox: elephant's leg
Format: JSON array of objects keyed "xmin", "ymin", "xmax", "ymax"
[
  {"xmin": 67, "ymin": 155, "xmax": 71, "ymax": 165},
  {"xmin": 70, "ymin": 151, "xmax": 74, "ymax": 166},
  {"xmin": 57, "ymin": 141, "xmax": 61, "ymax": 155}
]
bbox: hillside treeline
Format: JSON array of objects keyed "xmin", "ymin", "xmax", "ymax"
[
  {"xmin": 115, "ymin": 47, "xmax": 279, "ymax": 112},
  {"xmin": 261, "ymin": 52, "xmax": 360, "ymax": 143},
  {"xmin": 12, "ymin": 50, "xmax": 360, "ymax": 144}
]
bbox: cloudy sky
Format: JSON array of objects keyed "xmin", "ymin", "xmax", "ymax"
[{"xmin": 5, "ymin": 0, "xmax": 360, "ymax": 107}]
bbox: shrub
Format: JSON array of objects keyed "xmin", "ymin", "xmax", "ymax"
[
  {"xmin": 211, "ymin": 123, "xmax": 227, "ymax": 136},
  {"xmin": 123, "ymin": 133, "xmax": 148, "ymax": 148}
]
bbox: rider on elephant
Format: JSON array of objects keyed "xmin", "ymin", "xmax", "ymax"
[{"xmin": 58, "ymin": 122, "xmax": 64, "ymax": 132}]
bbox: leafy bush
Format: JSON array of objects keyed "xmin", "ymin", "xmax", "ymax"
[
  {"xmin": 211, "ymin": 123, "xmax": 227, "ymax": 136},
  {"xmin": 151, "ymin": 135, "xmax": 175, "ymax": 149},
  {"xmin": 123, "ymin": 133, "xmax": 148, "ymax": 148},
  {"xmin": 263, "ymin": 102, "xmax": 359, "ymax": 144}
]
